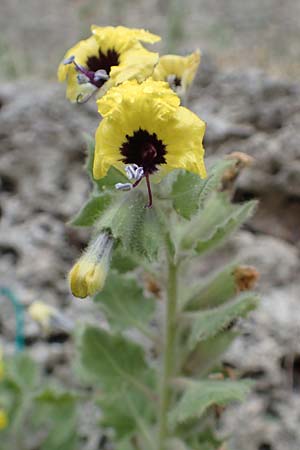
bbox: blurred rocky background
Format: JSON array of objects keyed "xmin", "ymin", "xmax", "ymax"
[{"xmin": 0, "ymin": 1, "xmax": 300, "ymax": 449}]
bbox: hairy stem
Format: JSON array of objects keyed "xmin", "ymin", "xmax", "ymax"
[{"xmin": 158, "ymin": 255, "xmax": 178, "ymax": 449}]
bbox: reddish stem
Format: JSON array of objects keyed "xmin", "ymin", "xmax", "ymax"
[{"xmin": 145, "ymin": 174, "xmax": 153, "ymax": 208}]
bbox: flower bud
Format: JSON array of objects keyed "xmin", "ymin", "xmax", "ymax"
[
  {"xmin": 28, "ymin": 301, "xmax": 73, "ymax": 332},
  {"xmin": 69, "ymin": 232, "xmax": 113, "ymax": 299},
  {"xmin": 0, "ymin": 409, "xmax": 8, "ymax": 430}
]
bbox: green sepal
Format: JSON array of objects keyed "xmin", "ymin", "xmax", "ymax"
[
  {"xmin": 184, "ymin": 262, "xmax": 239, "ymax": 311},
  {"xmin": 186, "ymin": 293, "xmax": 259, "ymax": 350},
  {"xmin": 96, "ymin": 189, "xmax": 164, "ymax": 261},
  {"xmin": 181, "ymin": 192, "xmax": 257, "ymax": 254},
  {"xmin": 110, "ymin": 246, "xmax": 138, "ymax": 273},
  {"xmin": 70, "ymin": 192, "xmax": 112, "ymax": 227},
  {"xmin": 169, "ymin": 379, "xmax": 252, "ymax": 428},
  {"xmin": 94, "ymin": 272, "xmax": 155, "ymax": 333},
  {"xmin": 170, "ymin": 160, "xmax": 236, "ymax": 219}
]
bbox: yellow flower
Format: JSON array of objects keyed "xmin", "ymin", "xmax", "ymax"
[
  {"xmin": 69, "ymin": 233, "xmax": 113, "ymax": 299},
  {"xmin": 153, "ymin": 50, "xmax": 200, "ymax": 98},
  {"xmin": 58, "ymin": 25, "xmax": 160, "ymax": 103},
  {"xmin": 0, "ymin": 409, "xmax": 8, "ymax": 431},
  {"xmin": 93, "ymin": 79, "xmax": 206, "ymax": 186}
]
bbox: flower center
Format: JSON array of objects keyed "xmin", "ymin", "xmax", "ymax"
[
  {"xmin": 120, "ymin": 129, "xmax": 167, "ymax": 174},
  {"xmin": 86, "ymin": 49, "xmax": 119, "ymax": 88}
]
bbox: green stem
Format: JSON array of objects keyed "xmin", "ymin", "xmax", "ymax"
[{"xmin": 158, "ymin": 255, "xmax": 178, "ymax": 449}]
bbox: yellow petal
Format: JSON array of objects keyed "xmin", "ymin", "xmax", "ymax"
[
  {"xmin": 93, "ymin": 79, "xmax": 206, "ymax": 180},
  {"xmin": 153, "ymin": 50, "xmax": 201, "ymax": 93}
]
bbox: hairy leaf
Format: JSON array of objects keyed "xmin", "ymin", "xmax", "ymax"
[
  {"xmin": 169, "ymin": 379, "xmax": 252, "ymax": 427},
  {"xmin": 187, "ymin": 293, "xmax": 259, "ymax": 350},
  {"xmin": 94, "ymin": 272, "xmax": 155, "ymax": 332},
  {"xmin": 79, "ymin": 326, "xmax": 150, "ymax": 393},
  {"xmin": 98, "ymin": 385, "xmax": 154, "ymax": 439},
  {"xmin": 6, "ymin": 353, "xmax": 40, "ymax": 391},
  {"xmin": 70, "ymin": 193, "xmax": 112, "ymax": 227},
  {"xmin": 34, "ymin": 388, "xmax": 78, "ymax": 450},
  {"xmin": 184, "ymin": 262, "xmax": 239, "ymax": 311},
  {"xmin": 183, "ymin": 332, "xmax": 237, "ymax": 376},
  {"xmin": 181, "ymin": 192, "xmax": 257, "ymax": 253},
  {"xmin": 171, "ymin": 160, "xmax": 236, "ymax": 219}
]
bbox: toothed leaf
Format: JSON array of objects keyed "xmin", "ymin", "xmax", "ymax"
[
  {"xmin": 70, "ymin": 193, "xmax": 112, "ymax": 227},
  {"xmin": 79, "ymin": 326, "xmax": 150, "ymax": 391},
  {"xmin": 187, "ymin": 293, "xmax": 259, "ymax": 350},
  {"xmin": 169, "ymin": 380, "xmax": 252, "ymax": 427},
  {"xmin": 94, "ymin": 272, "xmax": 155, "ymax": 332}
]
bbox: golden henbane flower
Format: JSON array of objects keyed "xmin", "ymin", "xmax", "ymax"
[
  {"xmin": 58, "ymin": 25, "xmax": 160, "ymax": 103},
  {"xmin": 93, "ymin": 78, "xmax": 206, "ymax": 206},
  {"xmin": 153, "ymin": 50, "xmax": 200, "ymax": 98}
]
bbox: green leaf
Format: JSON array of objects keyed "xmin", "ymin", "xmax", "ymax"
[
  {"xmin": 98, "ymin": 385, "xmax": 154, "ymax": 439},
  {"xmin": 94, "ymin": 272, "xmax": 155, "ymax": 332},
  {"xmin": 170, "ymin": 160, "xmax": 236, "ymax": 219},
  {"xmin": 195, "ymin": 201, "xmax": 256, "ymax": 254},
  {"xmin": 187, "ymin": 293, "xmax": 259, "ymax": 350},
  {"xmin": 187, "ymin": 427, "xmax": 223, "ymax": 450},
  {"xmin": 70, "ymin": 193, "xmax": 112, "ymax": 227},
  {"xmin": 97, "ymin": 190, "xmax": 163, "ymax": 261},
  {"xmin": 6, "ymin": 353, "xmax": 40, "ymax": 391},
  {"xmin": 171, "ymin": 171, "xmax": 205, "ymax": 219},
  {"xmin": 79, "ymin": 326, "xmax": 150, "ymax": 393},
  {"xmin": 183, "ymin": 332, "xmax": 237, "ymax": 376},
  {"xmin": 94, "ymin": 166, "xmax": 128, "ymax": 193},
  {"xmin": 169, "ymin": 379, "xmax": 252, "ymax": 427},
  {"xmin": 34, "ymin": 388, "xmax": 78, "ymax": 450},
  {"xmin": 184, "ymin": 262, "xmax": 239, "ymax": 311},
  {"xmin": 181, "ymin": 192, "xmax": 257, "ymax": 254}
]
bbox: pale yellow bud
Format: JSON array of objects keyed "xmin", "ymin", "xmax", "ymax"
[
  {"xmin": 69, "ymin": 233, "xmax": 113, "ymax": 299},
  {"xmin": 28, "ymin": 302, "xmax": 56, "ymax": 331},
  {"xmin": 0, "ymin": 409, "xmax": 8, "ymax": 430}
]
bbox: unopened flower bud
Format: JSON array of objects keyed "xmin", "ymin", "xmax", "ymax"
[
  {"xmin": 69, "ymin": 232, "xmax": 113, "ymax": 299},
  {"xmin": 28, "ymin": 301, "xmax": 73, "ymax": 332},
  {"xmin": 0, "ymin": 409, "xmax": 8, "ymax": 430}
]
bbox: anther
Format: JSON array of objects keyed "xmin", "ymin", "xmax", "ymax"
[
  {"xmin": 115, "ymin": 182, "xmax": 133, "ymax": 191},
  {"xmin": 125, "ymin": 164, "xmax": 144, "ymax": 181},
  {"xmin": 63, "ymin": 55, "xmax": 75, "ymax": 65},
  {"xmin": 94, "ymin": 69, "xmax": 109, "ymax": 82}
]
